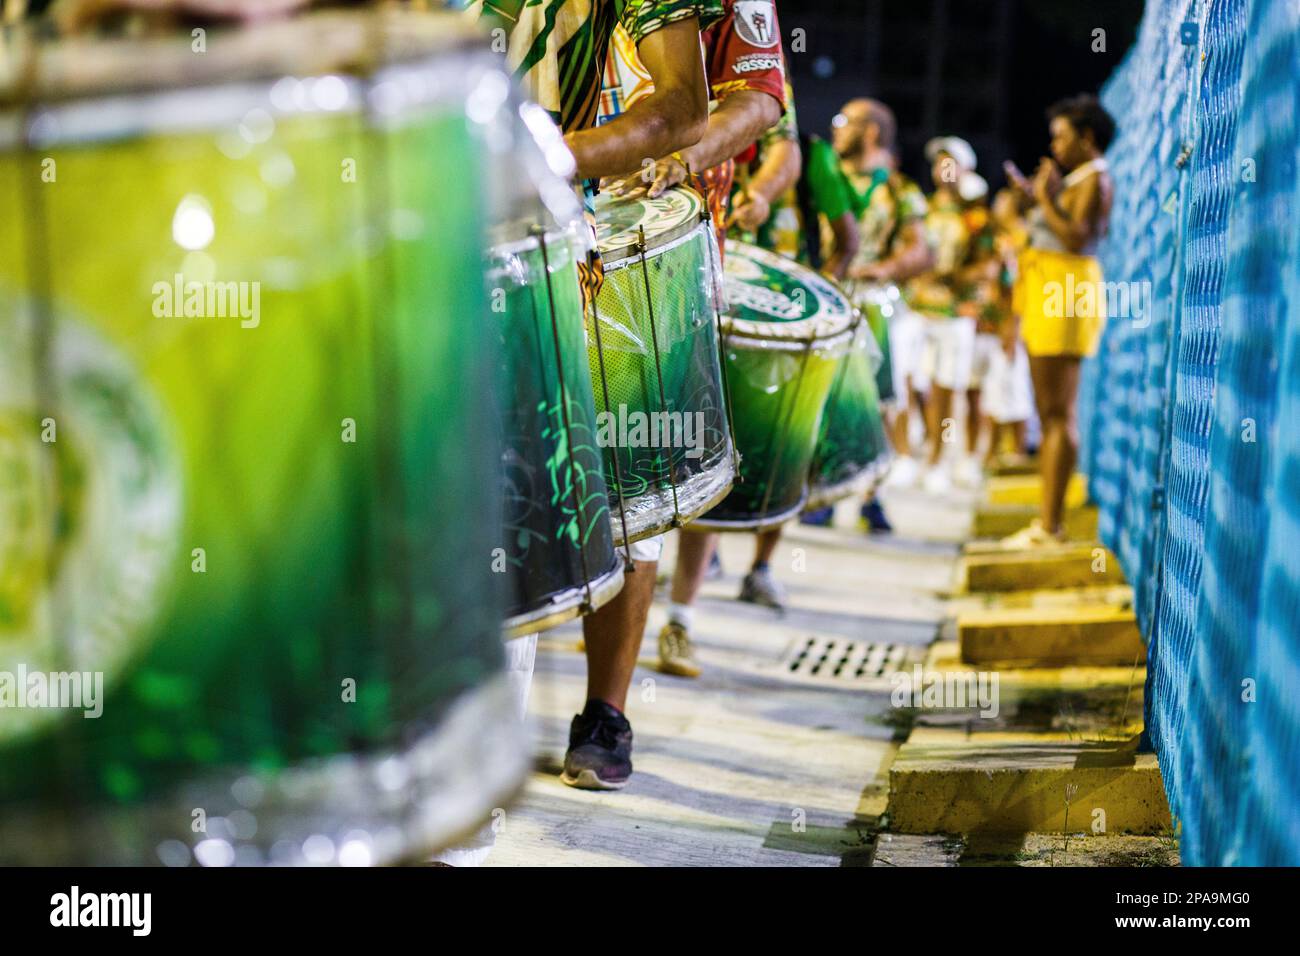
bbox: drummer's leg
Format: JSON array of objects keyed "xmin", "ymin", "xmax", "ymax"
[
  {"xmin": 583, "ymin": 556, "xmax": 658, "ymax": 710},
  {"xmin": 669, "ymin": 529, "xmax": 719, "ymax": 620}
]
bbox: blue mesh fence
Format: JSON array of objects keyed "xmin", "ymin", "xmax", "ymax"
[{"xmin": 1082, "ymin": 0, "xmax": 1300, "ymax": 865}]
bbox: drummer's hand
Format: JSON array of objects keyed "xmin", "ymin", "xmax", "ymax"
[
  {"xmin": 726, "ymin": 190, "xmax": 771, "ymax": 232},
  {"xmin": 604, "ymin": 154, "xmax": 689, "ymax": 200},
  {"xmin": 51, "ymin": 0, "xmax": 311, "ymax": 33}
]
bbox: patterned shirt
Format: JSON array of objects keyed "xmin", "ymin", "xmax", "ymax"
[{"xmin": 473, "ymin": 0, "xmax": 726, "ymax": 134}]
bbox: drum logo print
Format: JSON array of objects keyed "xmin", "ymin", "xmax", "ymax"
[
  {"xmin": 723, "ymin": 273, "xmax": 807, "ymax": 321},
  {"xmin": 0, "ymin": 307, "xmax": 182, "ymax": 742}
]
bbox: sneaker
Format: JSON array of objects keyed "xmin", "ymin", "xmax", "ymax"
[
  {"xmin": 800, "ymin": 506, "xmax": 834, "ymax": 527},
  {"xmin": 886, "ymin": 456, "xmax": 921, "ymax": 488},
  {"xmin": 703, "ymin": 549, "xmax": 724, "ymax": 582},
  {"xmin": 560, "ymin": 700, "xmax": 634, "ymax": 790},
  {"xmin": 739, "ymin": 566, "xmax": 787, "ymax": 611},
  {"xmin": 922, "ymin": 465, "xmax": 952, "ymax": 495},
  {"xmin": 859, "ymin": 498, "xmax": 893, "ymax": 533},
  {"xmin": 657, "ymin": 621, "xmax": 702, "ymax": 678},
  {"xmin": 999, "ymin": 518, "xmax": 1065, "ymax": 550},
  {"xmin": 954, "ymin": 456, "xmax": 984, "ymax": 489}
]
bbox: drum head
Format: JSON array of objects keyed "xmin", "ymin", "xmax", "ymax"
[
  {"xmin": 593, "ymin": 186, "xmax": 704, "ymax": 264},
  {"xmin": 722, "ymin": 239, "xmax": 855, "ymax": 344}
]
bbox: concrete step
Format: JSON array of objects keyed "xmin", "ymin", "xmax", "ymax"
[
  {"xmin": 958, "ymin": 543, "xmax": 1125, "ymax": 592},
  {"xmin": 958, "ymin": 602, "xmax": 1144, "ymax": 668},
  {"xmin": 887, "ymin": 727, "xmax": 1169, "ymax": 835},
  {"xmin": 970, "ymin": 503, "xmax": 1098, "ymax": 541},
  {"xmin": 984, "ymin": 473, "xmax": 1088, "ymax": 508},
  {"xmin": 872, "ymin": 831, "xmax": 1179, "ymax": 866}
]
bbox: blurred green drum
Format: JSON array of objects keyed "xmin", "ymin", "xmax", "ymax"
[
  {"xmin": 0, "ymin": 10, "xmax": 529, "ymax": 865},
  {"xmin": 693, "ymin": 240, "xmax": 854, "ymax": 530},
  {"xmin": 807, "ymin": 323, "xmax": 892, "ymax": 508},
  {"xmin": 488, "ymin": 224, "xmax": 623, "ymax": 636},
  {"xmin": 587, "ymin": 187, "xmax": 734, "ymax": 543}
]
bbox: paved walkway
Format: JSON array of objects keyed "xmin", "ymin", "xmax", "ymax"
[{"xmin": 488, "ymin": 485, "xmax": 977, "ymax": 866}]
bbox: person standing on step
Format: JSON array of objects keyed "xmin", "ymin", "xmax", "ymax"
[{"xmin": 1001, "ymin": 94, "xmax": 1114, "ymax": 548}]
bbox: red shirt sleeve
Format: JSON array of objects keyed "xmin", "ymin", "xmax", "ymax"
[{"xmin": 703, "ymin": 1, "xmax": 788, "ymax": 110}]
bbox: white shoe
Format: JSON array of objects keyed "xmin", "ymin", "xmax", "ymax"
[
  {"xmin": 886, "ymin": 456, "xmax": 921, "ymax": 488},
  {"xmin": 954, "ymin": 457, "xmax": 984, "ymax": 489},
  {"xmin": 922, "ymin": 466, "xmax": 952, "ymax": 495},
  {"xmin": 999, "ymin": 519, "xmax": 1065, "ymax": 550}
]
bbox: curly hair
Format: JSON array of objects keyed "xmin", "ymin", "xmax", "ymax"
[{"xmin": 1047, "ymin": 94, "xmax": 1116, "ymax": 151}]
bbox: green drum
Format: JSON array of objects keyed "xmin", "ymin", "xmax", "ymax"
[
  {"xmin": 0, "ymin": 11, "xmax": 528, "ymax": 865},
  {"xmin": 588, "ymin": 187, "xmax": 735, "ymax": 544},
  {"xmin": 807, "ymin": 284, "xmax": 894, "ymax": 508},
  {"xmin": 693, "ymin": 240, "xmax": 854, "ymax": 530},
  {"xmin": 488, "ymin": 223, "xmax": 623, "ymax": 636}
]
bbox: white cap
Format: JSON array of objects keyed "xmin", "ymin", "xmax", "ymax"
[
  {"xmin": 958, "ymin": 171, "xmax": 989, "ymax": 202},
  {"xmin": 924, "ymin": 135, "xmax": 978, "ymax": 173}
]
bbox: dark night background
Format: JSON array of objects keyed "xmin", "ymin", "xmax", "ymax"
[{"xmin": 780, "ymin": 0, "xmax": 1143, "ymax": 191}]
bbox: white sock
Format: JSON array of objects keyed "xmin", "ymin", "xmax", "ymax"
[{"xmin": 668, "ymin": 602, "xmax": 694, "ymax": 630}]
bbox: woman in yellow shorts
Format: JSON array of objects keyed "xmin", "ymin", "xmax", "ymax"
[{"xmin": 1004, "ymin": 94, "xmax": 1115, "ymax": 547}]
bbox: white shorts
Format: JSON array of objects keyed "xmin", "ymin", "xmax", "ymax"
[
  {"xmin": 627, "ymin": 533, "xmax": 664, "ymax": 563},
  {"xmin": 887, "ymin": 305, "xmax": 930, "ymax": 398},
  {"xmin": 920, "ymin": 315, "xmax": 977, "ymax": 391},
  {"xmin": 983, "ymin": 342, "xmax": 1035, "ymax": 424},
  {"xmin": 970, "ymin": 332, "xmax": 1000, "ymax": 387}
]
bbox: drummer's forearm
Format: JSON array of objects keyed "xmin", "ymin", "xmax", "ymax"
[
  {"xmin": 744, "ymin": 136, "xmax": 801, "ymax": 205},
  {"xmin": 565, "ymin": 92, "xmax": 706, "ymax": 180},
  {"xmin": 681, "ymin": 90, "xmax": 782, "ymax": 176},
  {"xmin": 564, "ymin": 18, "xmax": 709, "ymax": 181}
]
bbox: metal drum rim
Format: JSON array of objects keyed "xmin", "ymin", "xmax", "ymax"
[
  {"xmin": 0, "ymin": 11, "xmax": 494, "ymax": 148},
  {"xmin": 500, "ymin": 560, "xmax": 626, "ymax": 640}
]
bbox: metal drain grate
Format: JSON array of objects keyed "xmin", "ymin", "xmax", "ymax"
[{"xmin": 782, "ymin": 637, "xmax": 919, "ymax": 683}]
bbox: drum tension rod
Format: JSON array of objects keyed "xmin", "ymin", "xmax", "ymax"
[
  {"xmin": 636, "ymin": 226, "xmax": 684, "ymax": 529},
  {"xmin": 534, "ymin": 226, "xmax": 598, "ymax": 610}
]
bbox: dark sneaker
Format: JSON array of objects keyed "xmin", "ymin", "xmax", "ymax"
[
  {"xmin": 859, "ymin": 498, "xmax": 893, "ymax": 533},
  {"xmin": 703, "ymin": 549, "xmax": 725, "ymax": 581},
  {"xmin": 800, "ymin": 506, "xmax": 834, "ymax": 526},
  {"xmin": 739, "ymin": 566, "xmax": 787, "ymax": 610},
  {"xmin": 561, "ymin": 700, "xmax": 634, "ymax": 791}
]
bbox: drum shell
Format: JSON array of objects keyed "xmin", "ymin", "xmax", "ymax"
[
  {"xmin": 489, "ymin": 231, "xmax": 624, "ymax": 636},
  {"xmin": 588, "ymin": 219, "xmax": 734, "ymax": 543},
  {"xmin": 0, "ymin": 25, "xmax": 526, "ymax": 864},
  {"xmin": 806, "ymin": 321, "xmax": 893, "ymax": 509},
  {"xmin": 693, "ymin": 329, "xmax": 850, "ymax": 530}
]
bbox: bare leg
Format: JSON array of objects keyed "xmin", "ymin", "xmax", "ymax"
[
  {"xmin": 583, "ymin": 561, "xmax": 656, "ymax": 711},
  {"xmin": 925, "ymin": 385, "xmax": 954, "ymax": 467},
  {"xmin": 752, "ymin": 526, "xmax": 781, "ymax": 568},
  {"xmin": 966, "ymin": 387, "xmax": 983, "ymax": 457},
  {"xmin": 670, "ymin": 530, "xmax": 717, "ymax": 606},
  {"xmin": 1028, "ymin": 356, "xmax": 1080, "ymax": 535},
  {"xmin": 1012, "ymin": 420, "xmax": 1027, "ymax": 455},
  {"xmin": 890, "ymin": 387, "xmax": 912, "ymax": 458}
]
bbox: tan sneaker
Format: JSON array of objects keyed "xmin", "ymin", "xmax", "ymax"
[
  {"xmin": 657, "ymin": 622, "xmax": 702, "ymax": 678},
  {"xmin": 999, "ymin": 518, "xmax": 1065, "ymax": 550}
]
